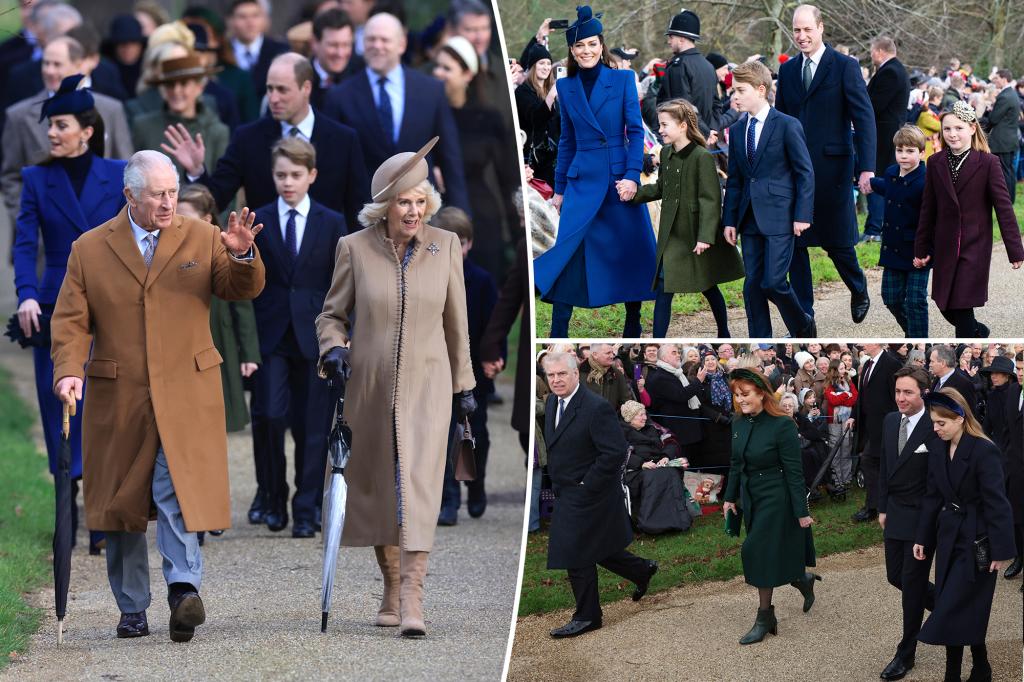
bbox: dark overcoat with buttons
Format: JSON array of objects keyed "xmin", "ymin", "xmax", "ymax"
[
  {"xmin": 915, "ymin": 434, "xmax": 1015, "ymax": 645},
  {"xmin": 545, "ymin": 386, "xmax": 634, "ymax": 570},
  {"xmin": 724, "ymin": 411, "xmax": 816, "ymax": 587},
  {"xmin": 869, "ymin": 162, "xmax": 927, "ymax": 271},
  {"xmin": 633, "ymin": 142, "xmax": 743, "ymax": 292}
]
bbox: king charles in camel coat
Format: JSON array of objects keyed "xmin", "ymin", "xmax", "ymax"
[{"xmin": 50, "ymin": 207, "xmax": 265, "ymax": 532}]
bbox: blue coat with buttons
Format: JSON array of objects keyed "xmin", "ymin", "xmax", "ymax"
[
  {"xmin": 533, "ymin": 65, "xmax": 656, "ymax": 307},
  {"xmin": 869, "ymin": 162, "xmax": 926, "ymax": 271}
]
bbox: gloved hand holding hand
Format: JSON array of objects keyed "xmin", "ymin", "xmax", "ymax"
[
  {"xmin": 320, "ymin": 346, "xmax": 351, "ymax": 387},
  {"xmin": 456, "ymin": 390, "xmax": 477, "ymax": 419}
]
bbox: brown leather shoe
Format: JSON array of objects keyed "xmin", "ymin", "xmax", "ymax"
[
  {"xmin": 399, "ymin": 550, "xmax": 429, "ymax": 637},
  {"xmin": 374, "ymin": 545, "xmax": 401, "ymax": 627}
]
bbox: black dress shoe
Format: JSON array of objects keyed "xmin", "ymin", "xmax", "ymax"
[
  {"xmin": 633, "ymin": 560, "xmax": 658, "ymax": 601},
  {"xmin": 467, "ymin": 480, "xmax": 487, "ymax": 518},
  {"xmin": 852, "ymin": 507, "xmax": 878, "ymax": 522},
  {"xmin": 265, "ymin": 508, "xmax": 289, "ymax": 532},
  {"xmin": 851, "ymin": 291, "xmax": 870, "ymax": 324},
  {"xmin": 248, "ymin": 490, "xmax": 269, "ymax": 525},
  {"xmin": 292, "ymin": 520, "xmax": 316, "ymax": 538},
  {"xmin": 1003, "ymin": 556, "xmax": 1022, "ymax": 579},
  {"xmin": 116, "ymin": 611, "xmax": 149, "ymax": 638},
  {"xmin": 168, "ymin": 591, "xmax": 205, "ymax": 643},
  {"xmin": 549, "ymin": 619, "xmax": 601, "ymax": 638},
  {"xmin": 880, "ymin": 654, "xmax": 914, "ymax": 680}
]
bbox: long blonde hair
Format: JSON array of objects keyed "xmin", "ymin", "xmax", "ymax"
[
  {"xmin": 939, "ymin": 111, "xmax": 990, "ymax": 153},
  {"xmin": 656, "ymin": 99, "xmax": 707, "ymax": 148}
]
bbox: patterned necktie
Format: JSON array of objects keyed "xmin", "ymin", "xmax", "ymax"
[
  {"xmin": 557, "ymin": 398, "xmax": 566, "ymax": 427},
  {"xmin": 284, "ymin": 208, "xmax": 297, "ymax": 262},
  {"xmin": 861, "ymin": 359, "xmax": 874, "ymax": 387},
  {"xmin": 143, "ymin": 233, "xmax": 157, "ymax": 268},
  {"xmin": 898, "ymin": 414, "xmax": 909, "ymax": 454},
  {"xmin": 802, "ymin": 56, "xmax": 813, "ymax": 90},
  {"xmin": 287, "ymin": 126, "xmax": 300, "ymax": 138},
  {"xmin": 377, "ymin": 76, "xmax": 394, "ymax": 144},
  {"xmin": 746, "ymin": 117, "xmax": 757, "ymax": 163}
]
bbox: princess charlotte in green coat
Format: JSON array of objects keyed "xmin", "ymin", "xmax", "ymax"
[{"xmin": 723, "ymin": 369, "xmax": 819, "ymax": 645}]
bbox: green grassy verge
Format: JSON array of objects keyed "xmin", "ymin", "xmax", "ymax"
[
  {"xmin": 0, "ymin": 368, "xmax": 54, "ymax": 670},
  {"xmin": 518, "ymin": 487, "xmax": 882, "ymax": 617},
  {"xmin": 534, "ymin": 192, "xmax": 1024, "ymax": 337}
]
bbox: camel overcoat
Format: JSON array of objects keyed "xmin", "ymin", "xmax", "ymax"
[
  {"xmin": 50, "ymin": 207, "xmax": 265, "ymax": 532},
  {"xmin": 316, "ymin": 223, "xmax": 475, "ymax": 552}
]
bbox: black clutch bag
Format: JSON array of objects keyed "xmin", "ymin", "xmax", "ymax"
[
  {"xmin": 724, "ymin": 507, "xmax": 743, "ymax": 537},
  {"xmin": 973, "ymin": 535, "xmax": 991, "ymax": 572},
  {"xmin": 4, "ymin": 311, "xmax": 52, "ymax": 348}
]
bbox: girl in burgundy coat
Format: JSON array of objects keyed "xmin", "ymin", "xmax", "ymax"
[{"xmin": 914, "ymin": 100, "xmax": 1024, "ymax": 337}]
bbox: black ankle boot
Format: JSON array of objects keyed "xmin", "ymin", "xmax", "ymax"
[
  {"xmin": 739, "ymin": 606, "xmax": 777, "ymax": 645},
  {"xmin": 789, "ymin": 571, "xmax": 822, "ymax": 612},
  {"xmin": 965, "ymin": 644, "xmax": 991, "ymax": 682},
  {"xmin": 944, "ymin": 645, "xmax": 964, "ymax": 682}
]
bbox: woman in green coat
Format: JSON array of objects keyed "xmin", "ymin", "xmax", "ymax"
[
  {"xmin": 723, "ymin": 369, "xmax": 819, "ymax": 645},
  {"xmin": 633, "ymin": 99, "xmax": 744, "ymax": 337}
]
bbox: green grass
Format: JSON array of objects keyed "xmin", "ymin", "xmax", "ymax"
[
  {"xmin": 0, "ymin": 368, "xmax": 54, "ymax": 670},
  {"xmin": 518, "ymin": 487, "xmax": 883, "ymax": 617},
  {"xmin": 534, "ymin": 191, "xmax": 1024, "ymax": 337}
]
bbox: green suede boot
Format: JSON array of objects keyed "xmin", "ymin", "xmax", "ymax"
[{"xmin": 739, "ymin": 606, "xmax": 777, "ymax": 645}]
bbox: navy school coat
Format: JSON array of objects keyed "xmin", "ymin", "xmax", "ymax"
[
  {"xmin": 545, "ymin": 386, "xmax": 633, "ymax": 570},
  {"xmin": 869, "ymin": 162, "xmax": 927, "ymax": 270},
  {"xmin": 252, "ymin": 199, "xmax": 347, "ymax": 360},
  {"xmin": 775, "ymin": 45, "xmax": 877, "ymax": 248},
  {"xmin": 199, "ymin": 111, "xmax": 368, "ymax": 233},
  {"xmin": 722, "ymin": 107, "xmax": 815, "ymax": 235},
  {"xmin": 532, "ymin": 65, "xmax": 656, "ymax": 307},
  {"xmin": 322, "ymin": 67, "xmax": 469, "ymax": 214}
]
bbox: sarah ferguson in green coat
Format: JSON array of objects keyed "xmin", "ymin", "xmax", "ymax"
[{"xmin": 723, "ymin": 369, "xmax": 820, "ymax": 645}]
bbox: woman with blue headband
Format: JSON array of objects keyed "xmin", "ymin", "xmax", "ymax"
[
  {"xmin": 913, "ymin": 387, "xmax": 1014, "ymax": 682},
  {"xmin": 532, "ymin": 5, "xmax": 657, "ymax": 338}
]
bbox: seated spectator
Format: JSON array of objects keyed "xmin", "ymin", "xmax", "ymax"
[{"xmin": 620, "ymin": 401, "xmax": 692, "ymax": 535}]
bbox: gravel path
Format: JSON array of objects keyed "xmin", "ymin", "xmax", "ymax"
[
  {"xmin": 669, "ymin": 242, "xmax": 1024, "ymax": 338},
  {"xmin": 0, "ymin": 241, "xmax": 525, "ymax": 681},
  {"xmin": 507, "ymin": 545, "xmax": 1023, "ymax": 681}
]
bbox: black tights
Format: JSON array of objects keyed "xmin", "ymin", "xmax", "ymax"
[{"xmin": 945, "ymin": 643, "xmax": 989, "ymax": 681}]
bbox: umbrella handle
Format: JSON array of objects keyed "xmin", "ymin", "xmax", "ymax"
[{"xmin": 62, "ymin": 402, "xmax": 70, "ymax": 438}]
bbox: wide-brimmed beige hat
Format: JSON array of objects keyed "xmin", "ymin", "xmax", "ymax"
[{"xmin": 370, "ymin": 137, "xmax": 439, "ymax": 202}]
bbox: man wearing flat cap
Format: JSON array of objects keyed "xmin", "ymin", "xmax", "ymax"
[
  {"xmin": 50, "ymin": 149, "xmax": 265, "ymax": 642},
  {"xmin": 652, "ymin": 9, "xmax": 720, "ymax": 137}
]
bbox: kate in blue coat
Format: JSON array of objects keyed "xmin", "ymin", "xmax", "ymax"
[
  {"xmin": 533, "ymin": 8, "xmax": 656, "ymax": 338},
  {"xmin": 13, "ymin": 95, "xmax": 127, "ymax": 549}
]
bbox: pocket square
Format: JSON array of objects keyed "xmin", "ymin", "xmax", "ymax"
[
  {"xmin": 914, "ymin": 444, "xmax": 929, "ymax": 453},
  {"xmin": 178, "ymin": 260, "xmax": 199, "ymax": 270}
]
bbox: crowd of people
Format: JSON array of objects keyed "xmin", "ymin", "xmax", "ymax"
[
  {"xmin": 516, "ymin": 3, "xmax": 1024, "ymax": 339},
  {"xmin": 4, "ymin": 0, "xmax": 532, "ymax": 642},
  {"xmin": 534, "ymin": 340, "xmax": 1022, "ymax": 679}
]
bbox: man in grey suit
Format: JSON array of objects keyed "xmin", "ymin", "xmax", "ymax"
[
  {"xmin": 982, "ymin": 68, "xmax": 1021, "ymax": 203},
  {"xmin": 1, "ymin": 35, "xmax": 133, "ymax": 230}
]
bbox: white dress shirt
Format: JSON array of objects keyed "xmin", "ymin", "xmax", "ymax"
[
  {"xmin": 281, "ymin": 107, "xmax": 315, "ymax": 141},
  {"xmin": 900, "ymin": 406, "xmax": 925, "ymax": 446},
  {"xmin": 128, "ymin": 208, "xmax": 159, "ymax": 256},
  {"xmin": 746, "ymin": 103, "xmax": 771, "ymax": 151},
  {"xmin": 232, "ymin": 34, "xmax": 264, "ymax": 71},
  {"xmin": 278, "ymin": 194, "xmax": 310, "ymax": 250},
  {"xmin": 554, "ymin": 382, "xmax": 581, "ymax": 428},
  {"xmin": 936, "ymin": 368, "xmax": 955, "ymax": 389},
  {"xmin": 803, "ymin": 43, "xmax": 827, "ymax": 82}
]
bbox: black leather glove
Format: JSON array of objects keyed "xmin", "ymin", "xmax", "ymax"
[
  {"xmin": 320, "ymin": 346, "xmax": 351, "ymax": 387},
  {"xmin": 456, "ymin": 390, "xmax": 477, "ymax": 419}
]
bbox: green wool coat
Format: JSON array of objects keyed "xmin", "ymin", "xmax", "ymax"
[
  {"xmin": 633, "ymin": 143, "xmax": 744, "ymax": 293},
  {"xmin": 210, "ymin": 297, "xmax": 261, "ymax": 432},
  {"xmin": 725, "ymin": 411, "xmax": 816, "ymax": 587}
]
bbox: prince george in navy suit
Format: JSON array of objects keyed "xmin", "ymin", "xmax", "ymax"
[
  {"xmin": 250, "ymin": 137, "xmax": 346, "ymax": 537},
  {"xmin": 722, "ymin": 60, "xmax": 815, "ymax": 338}
]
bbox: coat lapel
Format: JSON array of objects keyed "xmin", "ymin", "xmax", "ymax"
[
  {"xmin": 750, "ymin": 109, "xmax": 778, "ymax": 173},
  {"xmin": 293, "ymin": 203, "xmax": 320, "ymax": 272},
  {"xmin": 46, "ymin": 163, "xmax": 89, "ymax": 231},
  {"xmin": 804, "ymin": 48, "xmax": 833, "ymax": 99},
  {"xmin": 547, "ymin": 389, "xmax": 581, "ymax": 449},
  {"xmin": 935, "ymin": 150, "xmax": 960, "ymax": 206},
  {"xmin": 587, "ymin": 65, "xmax": 614, "ymax": 117},
  {"xmin": 258, "ymin": 208, "xmax": 288, "ymax": 278},
  {"xmin": 734, "ymin": 415, "xmax": 754, "ymax": 463},
  {"xmin": 144, "ymin": 215, "xmax": 186, "ymax": 289},
  {"xmin": 948, "ymin": 433, "xmax": 976, "ymax": 496},
  {"xmin": 564, "ymin": 76, "xmax": 603, "ymax": 137},
  {"xmin": 891, "ymin": 413, "xmax": 930, "ymax": 476},
  {"xmin": 105, "ymin": 207, "xmax": 148, "ymax": 287},
  {"xmin": 77, "ymin": 156, "xmax": 116, "ymax": 231},
  {"xmin": 953, "ymin": 150, "xmax": 982, "ymax": 194}
]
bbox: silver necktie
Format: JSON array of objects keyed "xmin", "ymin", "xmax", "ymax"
[
  {"xmin": 898, "ymin": 415, "xmax": 909, "ymax": 454},
  {"xmin": 143, "ymin": 233, "xmax": 158, "ymax": 268}
]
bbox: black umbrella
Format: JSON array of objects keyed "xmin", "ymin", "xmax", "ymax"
[{"xmin": 53, "ymin": 401, "xmax": 74, "ymax": 645}]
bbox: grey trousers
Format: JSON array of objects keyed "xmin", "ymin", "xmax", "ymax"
[{"xmin": 104, "ymin": 447, "xmax": 203, "ymax": 613}]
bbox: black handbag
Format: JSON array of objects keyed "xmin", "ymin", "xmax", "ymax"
[{"xmin": 973, "ymin": 535, "xmax": 992, "ymax": 573}]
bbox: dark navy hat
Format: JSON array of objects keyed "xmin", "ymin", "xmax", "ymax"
[
  {"xmin": 565, "ymin": 5, "xmax": 603, "ymax": 46},
  {"xmin": 107, "ymin": 14, "xmax": 145, "ymax": 44},
  {"xmin": 706, "ymin": 52, "xmax": 728, "ymax": 70},
  {"xmin": 39, "ymin": 74, "xmax": 94, "ymax": 123},
  {"xmin": 523, "ymin": 42, "xmax": 552, "ymax": 71},
  {"xmin": 666, "ymin": 9, "xmax": 701, "ymax": 40},
  {"xmin": 980, "ymin": 355, "xmax": 1015, "ymax": 376}
]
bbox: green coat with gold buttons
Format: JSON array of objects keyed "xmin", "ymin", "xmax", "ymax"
[
  {"xmin": 633, "ymin": 142, "xmax": 744, "ymax": 293},
  {"xmin": 724, "ymin": 410, "xmax": 816, "ymax": 587}
]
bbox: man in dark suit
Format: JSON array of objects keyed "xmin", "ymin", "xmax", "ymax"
[
  {"xmin": 322, "ymin": 12, "xmax": 469, "ymax": 214},
  {"xmin": 864, "ymin": 36, "xmax": 910, "ymax": 241},
  {"xmin": 982, "ymin": 68, "xmax": 1021, "ymax": 203},
  {"xmin": 250, "ymin": 137, "xmax": 347, "ymax": 537},
  {"xmin": 227, "ymin": 0, "xmax": 289, "ymax": 100},
  {"xmin": 847, "ymin": 343, "xmax": 900, "ymax": 521},
  {"xmin": 775, "ymin": 5, "xmax": 876, "ymax": 324},
  {"xmin": 877, "ymin": 367, "xmax": 940, "ymax": 681},
  {"xmin": 541, "ymin": 351, "xmax": 657, "ymax": 638},
  {"xmin": 163, "ymin": 53, "xmax": 368, "ymax": 231},
  {"xmin": 309, "ymin": 8, "xmax": 364, "ymax": 111},
  {"xmin": 928, "ymin": 345, "xmax": 978, "ymax": 416}
]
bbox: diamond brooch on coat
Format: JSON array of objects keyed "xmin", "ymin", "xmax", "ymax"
[{"xmin": 427, "ymin": 242, "xmax": 440, "ymax": 255}]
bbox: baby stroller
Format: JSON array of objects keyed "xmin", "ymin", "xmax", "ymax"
[{"xmin": 806, "ymin": 426, "xmax": 852, "ymax": 504}]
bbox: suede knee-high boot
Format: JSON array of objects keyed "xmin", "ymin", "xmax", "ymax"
[
  {"xmin": 399, "ymin": 550, "xmax": 429, "ymax": 637},
  {"xmin": 373, "ymin": 545, "xmax": 401, "ymax": 626}
]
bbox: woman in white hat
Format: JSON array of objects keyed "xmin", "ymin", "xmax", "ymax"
[{"xmin": 316, "ymin": 138, "xmax": 476, "ymax": 637}]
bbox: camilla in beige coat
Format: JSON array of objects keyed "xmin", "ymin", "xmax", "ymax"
[{"xmin": 316, "ymin": 139, "xmax": 475, "ymax": 637}]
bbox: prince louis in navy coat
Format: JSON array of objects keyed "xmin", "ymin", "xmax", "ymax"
[{"xmin": 249, "ymin": 196, "xmax": 347, "ymax": 536}]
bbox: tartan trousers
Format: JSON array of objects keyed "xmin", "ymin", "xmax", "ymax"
[{"xmin": 881, "ymin": 267, "xmax": 930, "ymax": 338}]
